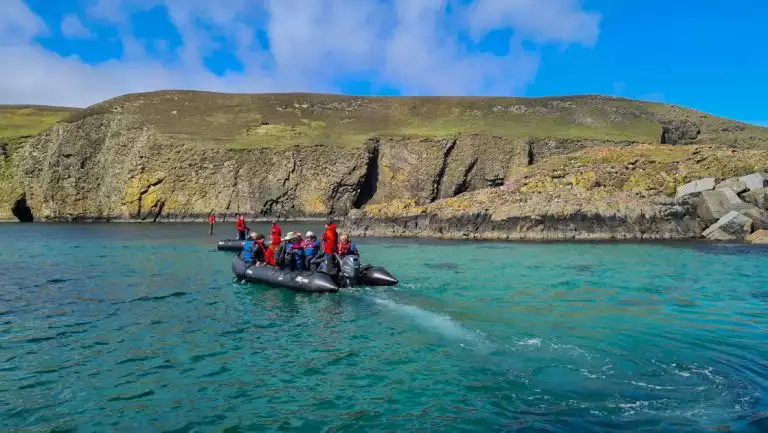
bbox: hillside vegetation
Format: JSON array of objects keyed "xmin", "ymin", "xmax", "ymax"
[
  {"xmin": 0, "ymin": 105, "xmax": 79, "ymax": 142},
  {"xmin": 3, "ymin": 90, "xmax": 768, "ymax": 232},
  {"xmin": 62, "ymin": 91, "xmax": 768, "ymax": 149}
]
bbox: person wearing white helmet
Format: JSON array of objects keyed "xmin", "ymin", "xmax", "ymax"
[
  {"xmin": 302, "ymin": 231, "xmax": 321, "ymax": 270},
  {"xmin": 280, "ymin": 231, "xmax": 306, "ymax": 271}
]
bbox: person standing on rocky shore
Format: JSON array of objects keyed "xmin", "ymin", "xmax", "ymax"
[{"xmin": 208, "ymin": 212, "xmax": 216, "ymax": 235}]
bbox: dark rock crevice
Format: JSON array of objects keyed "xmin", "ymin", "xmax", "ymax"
[
  {"xmin": 430, "ymin": 138, "xmax": 457, "ymax": 202},
  {"xmin": 134, "ymin": 177, "xmax": 165, "ymax": 219},
  {"xmin": 526, "ymin": 141, "xmax": 534, "ymax": 165},
  {"xmin": 453, "ymin": 156, "xmax": 478, "ymax": 196},
  {"xmin": 149, "ymin": 200, "xmax": 166, "ymax": 222},
  {"xmin": 352, "ymin": 143, "xmax": 380, "ymax": 209},
  {"xmin": 11, "ymin": 193, "xmax": 34, "ymax": 222}
]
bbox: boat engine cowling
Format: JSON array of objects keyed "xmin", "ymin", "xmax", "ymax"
[{"xmin": 339, "ymin": 255, "xmax": 361, "ymax": 287}]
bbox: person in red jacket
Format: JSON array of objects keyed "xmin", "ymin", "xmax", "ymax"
[
  {"xmin": 264, "ymin": 218, "xmax": 282, "ymax": 266},
  {"xmin": 235, "ymin": 213, "xmax": 249, "ymax": 240},
  {"xmin": 207, "ymin": 212, "xmax": 216, "ymax": 235},
  {"xmin": 309, "ymin": 217, "xmax": 339, "ymax": 272},
  {"xmin": 270, "ymin": 218, "xmax": 282, "ymax": 246},
  {"xmin": 322, "ymin": 217, "xmax": 338, "ymax": 255}
]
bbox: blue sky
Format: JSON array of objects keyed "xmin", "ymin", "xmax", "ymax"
[{"xmin": 1, "ymin": 0, "xmax": 765, "ymax": 125}]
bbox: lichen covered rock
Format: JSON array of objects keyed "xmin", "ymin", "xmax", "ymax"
[
  {"xmin": 715, "ymin": 177, "xmax": 748, "ymax": 194},
  {"xmin": 676, "ymin": 178, "xmax": 715, "ymax": 198},
  {"xmin": 739, "ymin": 173, "xmax": 767, "ymax": 191},
  {"xmin": 702, "ymin": 211, "xmax": 752, "ymax": 241},
  {"xmin": 742, "ymin": 188, "xmax": 768, "ymax": 210}
]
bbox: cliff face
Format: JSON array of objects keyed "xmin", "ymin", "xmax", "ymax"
[
  {"xmin": 345, "ymin": 145, "xmax": 768, "ymax": 240},
  {"xmin": 2, "ymin": 91, "xmax": 768, "ymax": 241},
  {"xmin": 14, "ymin": 114, "xmax": 377, "ymax": 220}
]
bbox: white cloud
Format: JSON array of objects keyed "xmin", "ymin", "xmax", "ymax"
[
  {"xmin": 0, "ymin": 0, "xmax": 46, "ymax": 43},
  {"xmin": 60, "ymin": 14, "xmax": 95, "ymax": 39},
  {"xmin": 0, "ymin": 0, "xmax": 601, "ymax": 107},
  {"xmin": 467, "ymin": 0, "xmax": 600, "ymax": 46}
]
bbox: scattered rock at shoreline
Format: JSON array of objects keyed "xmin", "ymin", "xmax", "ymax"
[
  {"xmin": 345, "ymin": 189, "xmax": 702, "ymax": 241},
  {"xmin": 746, "ymin": 230, "xmax": 768, "ymax": 244},
  {"xmin": 676, "ymin": 178, "xmax": 715, "ymax": 198},
  {"xmin": 739, "ymin": 173, "xmax": 767, "ymax": 191},
  {"xmin": 697, "ymin": 188, "xmax": 759, "ymax": 224},
  {"xmin": 742, "ymin": 188, "xmax": 768, "ymax": 210},
  {"xmin": 702, "ymin": 211, "xmax": 752, "ymax": 241},
  {"xmin": 715, "ymin": 178, "xmax": 748, "ymax": 195}
]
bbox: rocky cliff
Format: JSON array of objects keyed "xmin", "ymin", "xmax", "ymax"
[
  {"xmin": 2, "ymin": 90, "xmax": 768, "ymax": 240},
  {"xmin": 347, "ymin": 145, "xmax": 768, "ymax": 240}
]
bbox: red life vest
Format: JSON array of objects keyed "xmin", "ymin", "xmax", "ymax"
[
  {"xmin": 338, "ymin": 241, "xmax": 351, "ymax": 256},
  {"xmin": 235, "ymin": 216, "xmax": 246, "ymax": 231},
  {"xmin": 271, "ymin": 223, "xmax": 282, "ymax": 246},
  {"xmin": 208, "ymin": 215, "xmax": 215, "ymax": 224}
]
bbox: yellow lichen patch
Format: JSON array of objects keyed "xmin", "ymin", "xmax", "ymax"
[
  {"xmin": 122, "ymin": 173, "xmax": 166, "ymax": 210},
  {"xmin": 430, "ymin": 195, "xmax": 475, "ymax": 213},
  {"xmin": 363, "ymin": 199, "xmax": 424, "ymax": 218},
  {"xmin": 303, "ymin": 196, "xmax": 328, "ymax": 214},
  {"xmin": 569, "ymin": 170, "xmax": 597, "ymax": 190},
  {"xmin": 519, "ymin": 176, "xmax": 561, "ymax": 193}
]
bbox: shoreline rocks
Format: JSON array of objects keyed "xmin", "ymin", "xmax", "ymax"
[
  {"xmin": 676, "ymin": 178, "xmax": 715, "ymax": 198},
  {"xmin": 693, "ymin": 173, "xmax": 768, "ymax": 242},
  {"xmin": 743, "ymin": 188, "xmax": 768, "ymax": 210},
  {"xmin": 702, "ymin": 211, "xmax": 752, "ymax": 241},
  {"xmin": 746, "ymin": 230, "xmax": 768, "ymax": 244}
]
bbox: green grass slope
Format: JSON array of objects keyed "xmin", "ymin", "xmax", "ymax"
[
  {"xmin": 0, "ymin": 105, "xmax": 80, "ymax": 142},
  {"xmin": 65, "ymin": 91, "xmax": 768, "ymax": 149},
  {"xmin": 0, "ymin": 105, "xmax": 80, "ymax": 210}
]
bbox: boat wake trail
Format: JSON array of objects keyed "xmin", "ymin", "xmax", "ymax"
[{"xmin": 371, "ymin": 297, "xmax": 493, "ymax": 353}]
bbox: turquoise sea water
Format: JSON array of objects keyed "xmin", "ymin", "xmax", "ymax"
[{"xmin": 1, "ymin": 223, "xmax": 768, "ymax": 432}]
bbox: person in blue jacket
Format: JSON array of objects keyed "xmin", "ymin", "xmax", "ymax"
[
  {"xmin": 281, "ymin": 232, "xmax": 307, "ymax": 271},
  {"xmin": 302, "ymin": 231, "xmax": 321, "ymax": 270},
  {"xmin": 241, "ymin": 232, "xmax": 267, "ymax": 266}
]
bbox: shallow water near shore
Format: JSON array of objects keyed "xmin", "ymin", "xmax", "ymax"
[{"xmin": 1, "ymin": 223, "xmax": 768, "ymax": 432}]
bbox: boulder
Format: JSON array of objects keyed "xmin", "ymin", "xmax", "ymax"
[
  {"xmin": 697, "ymin": 188, "xmax": 768, "ymax": 228},
  {"xmin": 739, "ymin": 173, "xmax": 767, "ymax": 191},
  {"xmin": 742, "ymin": 188, "xmax": 768, "ymax": 210},
  {"xmin": 702, "ymin": 211, "xmax": 752, "ymax": 241},
  {"xmin": 746, "ymin": 230, "xmax": 768, "ymax": 244},
  {"xmin": 698, "ymin": 188, "xmax": 749, "ymax": 223},
  {"xmin": 676, "ymin": 177, "xmax": 715, "ymax": 198},
  {"xmin": 715, "ymin": 177, "xmax": 747, "ymax": 194}
]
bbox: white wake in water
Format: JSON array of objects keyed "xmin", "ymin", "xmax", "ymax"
[{"xmin": 372, "ymin": 297, "xmax": 493, "ymax": 353}]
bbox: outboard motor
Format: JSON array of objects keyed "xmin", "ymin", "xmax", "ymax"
[{"xmin": 339, "ymin": 255, "xmax": 361, "ymax": 287}]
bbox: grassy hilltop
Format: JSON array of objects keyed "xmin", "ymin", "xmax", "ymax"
[
  {"xmin": 54, "ymin": 90, "xmax": 768, "ymax": 150},
  {"xmin": 0, "ymin": 105, "xmax": 79, "ymax": 141}
]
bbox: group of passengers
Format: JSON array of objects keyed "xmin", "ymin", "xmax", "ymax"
[{"xmin": 238, "ymin": 216, "xmax": 359, "ymax": 272}]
